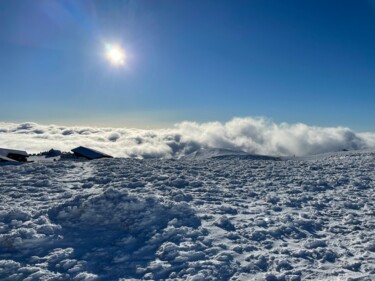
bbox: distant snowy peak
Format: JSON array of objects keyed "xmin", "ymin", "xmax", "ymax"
[{"xmin": 183, "ymin": 148, "xmax": 280, "ymax": 160}]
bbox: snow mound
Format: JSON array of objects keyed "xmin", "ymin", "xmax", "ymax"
[
  {"xmin": 1, "ymin": 187, "xmax": 236, "ymax": 280},
  {"xmin": 46, "ymin": 188, "xmax": 207, "ymax": 279},
  {"xmin": 49, "ymin": 188, "xmax": 200, "ymax": 234},
  {"xmin": 183, "ymin": 148, "xmax": 280, "ymax": 160}
]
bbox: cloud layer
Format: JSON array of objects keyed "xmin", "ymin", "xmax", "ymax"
[{"xmin": 1, "ymin": 117, "xmax": 374, "ymax": 158}]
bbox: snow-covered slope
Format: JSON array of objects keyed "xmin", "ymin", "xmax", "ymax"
[{"xmin": 1, "ymin": 151, "xmax": 374, "ymax": 280}]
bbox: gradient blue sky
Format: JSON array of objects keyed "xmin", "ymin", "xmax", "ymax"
[{"xmin": 0, "ymin": 0, "xmax": 374, "ymax": 130}]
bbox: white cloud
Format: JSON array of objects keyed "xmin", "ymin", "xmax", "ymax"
[{"xmin": 0, "ymin": 117, "xmax": 374, "ymax": 158}]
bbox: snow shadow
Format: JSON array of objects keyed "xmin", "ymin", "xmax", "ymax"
[{"xmin": 47, "ymin": 188, "xmax": 202, "ymax": 279}]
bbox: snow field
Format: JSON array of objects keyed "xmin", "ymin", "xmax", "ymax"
[{"xmin": 0, "ymin": 151, "xmax": 375, "ymax": 280}]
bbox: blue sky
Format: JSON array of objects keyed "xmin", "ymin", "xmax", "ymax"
[{"xmin": 0, "ymin": 0, "xmax": 374, "ymax": 130}]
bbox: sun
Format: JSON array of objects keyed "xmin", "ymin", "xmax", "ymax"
[{"xmin": 105, "ymin": 44, "xmax": 126, "ymax": 66}]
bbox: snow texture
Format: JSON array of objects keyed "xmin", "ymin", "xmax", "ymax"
[
  {"xmin": 1, "ymin": 118, "xmax": 375, "ymax": 158},
  {"xmin": 1, "ymin": 150, "xmax": 375, "ymax": 280}
]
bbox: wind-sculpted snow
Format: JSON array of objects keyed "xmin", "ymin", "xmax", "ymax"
[
  {"xmin": 1, "ymin": 151, "xmax": 375, "ymax": 280},
  {"xmin": 1, "ymin": 118, "xmax": 375, "ymax": 157}
]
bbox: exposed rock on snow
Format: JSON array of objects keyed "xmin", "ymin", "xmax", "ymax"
[{"xmin": 1, "ymin": 150, "xmax": 375, "ymax": 280}]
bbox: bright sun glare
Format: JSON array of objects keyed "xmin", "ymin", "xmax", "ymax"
[{"xmin": 105, "ymin": 44, "xmax": 126, "ymax": 66}]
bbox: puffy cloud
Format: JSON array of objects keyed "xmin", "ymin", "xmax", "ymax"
[{"xmin": 0, "ymin": 117, "xmax": 374, "ymax": 158}]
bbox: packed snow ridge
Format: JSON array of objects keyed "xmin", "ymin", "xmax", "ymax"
[
  {"xmin": 1, "ymin": 150, "xmax": 375, "ymax": 280},
  {"xmin": 1, "ymin": 118, "xmax": 375, "ymax": 158}
]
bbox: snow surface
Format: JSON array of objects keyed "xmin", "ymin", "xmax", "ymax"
[{"xmin": 1, "ymin": 150, "xmax": 375, "ymax": 280}]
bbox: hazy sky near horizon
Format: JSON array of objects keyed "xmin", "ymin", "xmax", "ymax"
[{"xmin": 0, "ymin": 0, "xmax": 374, "ymax": 130}]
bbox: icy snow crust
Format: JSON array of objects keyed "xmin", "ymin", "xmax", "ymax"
[{"xmin": 1, "ymin": 151, "xmax": 375, "ymax": 280}]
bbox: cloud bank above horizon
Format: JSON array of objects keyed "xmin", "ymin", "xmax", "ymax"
[{"xmin": 1, "ymin": 117, "xmax": 375, "ymax": 158}]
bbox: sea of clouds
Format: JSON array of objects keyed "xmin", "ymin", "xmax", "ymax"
[{"xmin": 1, "ymin": 117, "xmax": 375, "ymax": 158}]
